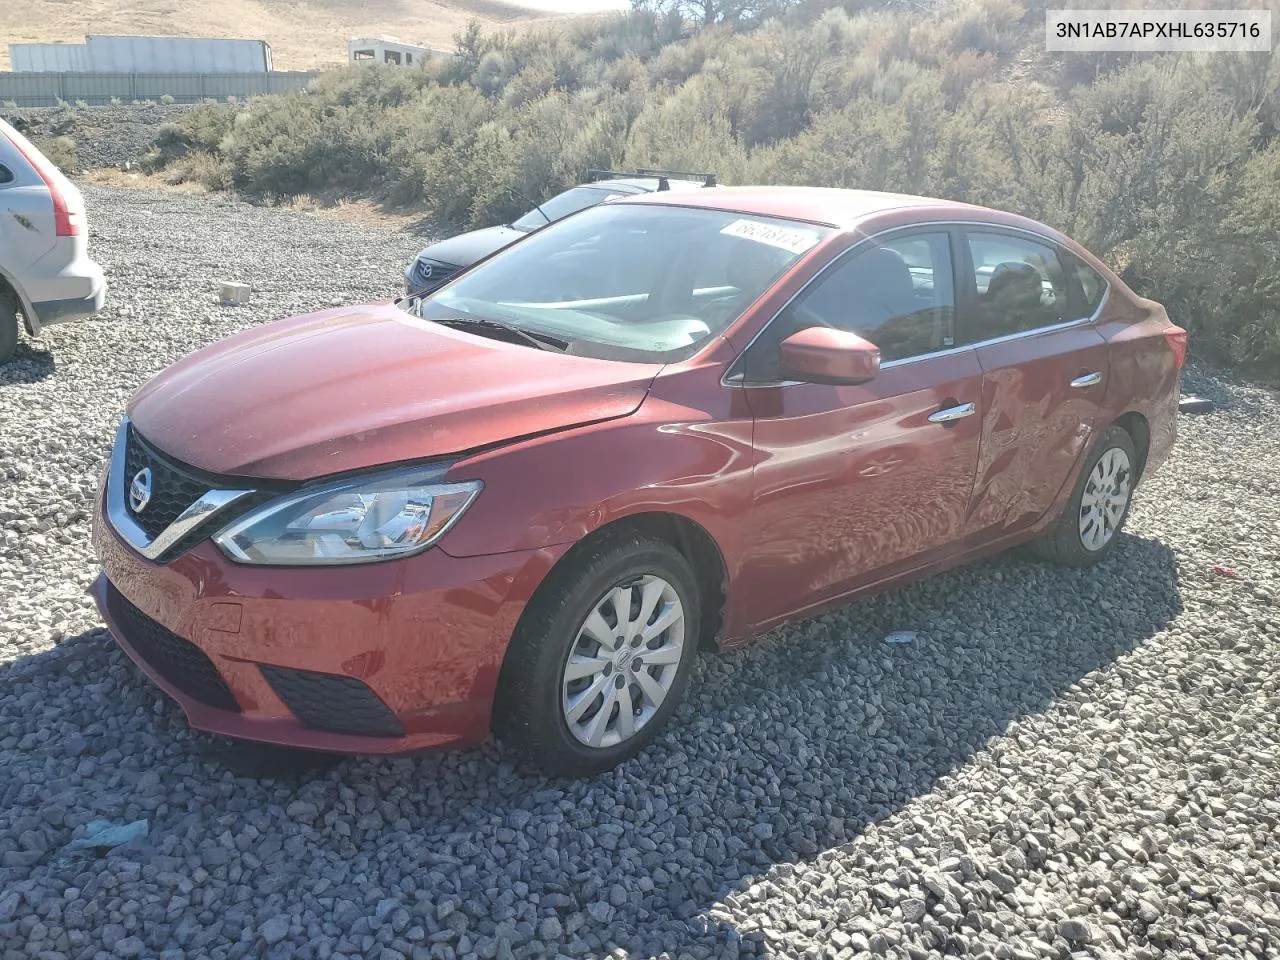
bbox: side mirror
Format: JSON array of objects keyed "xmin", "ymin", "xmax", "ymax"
[{"xmin": 778, "ymin": 326, "xmax": 881, "ymax": 386}]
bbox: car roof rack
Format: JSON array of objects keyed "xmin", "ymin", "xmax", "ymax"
[{"xmin": 586, "ymin": 168, "xmax": 717, "ymax": 190}]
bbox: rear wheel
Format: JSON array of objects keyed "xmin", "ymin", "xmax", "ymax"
[
  {"xmin": 1030, "ymin": 425, "xmax": 1137, "ymax": 566},
  {"xmin": 0, "ymin": 289, "xmax": 19, "ymax": 364},
  {"xmin": 493, "ymin": 532, "xmax": 701, "ymax": 777}
]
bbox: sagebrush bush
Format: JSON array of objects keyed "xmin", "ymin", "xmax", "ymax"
[
  {"xmin": 144, "ymin": 104, "xmax": 236, "ymax": 172},
  {"xmin": 34, "ymin": 136, "xmax": 78, "ymax": 174},
  {"xmin": 146, "ymin": 4, "xmax": 1280, "ymax": 372}
]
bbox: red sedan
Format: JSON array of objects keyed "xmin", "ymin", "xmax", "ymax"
[{"xmin": 92, "ymin": 187, "xmax": 1185, "ymax": 776}]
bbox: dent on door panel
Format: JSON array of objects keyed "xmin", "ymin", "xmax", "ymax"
[
  {"xmin": 738, "ymin": 349, "xmax": 984, "ymax": 631},
  {"xmin": 967, "ymin": 324, "xmax": 1109, "ymax": 536}
]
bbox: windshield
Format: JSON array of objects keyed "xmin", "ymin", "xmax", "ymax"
[
  {"xmin": 419, "ymin": 204, "xmax": 831, "ymax": 362},
  {"xmin": 510, "ymin": 185, "xmax": 633, "ymax": 231}
]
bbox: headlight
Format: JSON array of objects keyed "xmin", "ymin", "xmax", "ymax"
[{"xmin": 213, "ymin": 466, "xmax": 481, "ymax": 566}]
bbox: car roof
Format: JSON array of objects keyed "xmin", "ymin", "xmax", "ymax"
[{"xmin": 615, "ymin": 185, "xmax": 1056, "ymax": 235}]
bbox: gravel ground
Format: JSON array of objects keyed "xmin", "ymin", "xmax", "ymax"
[
  {"xmin": 2, "ymin": 184, "xmax": 1279, "ymax": 960},
  {"xmin": 1, "ymin": 105, "xmax": 192, "ymax": 169}
]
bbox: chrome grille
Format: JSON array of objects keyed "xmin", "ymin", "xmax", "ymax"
[
  {"xmin": 105, "ymin": 418, "xmax": 261, "ymax": 562},
  {"xmin": 407, "ymin": 258, "xmax": 457, "ymax": 294},
  {"xmin": 123, "ymin": 427, "xmax": 208, "ymax": 540}
]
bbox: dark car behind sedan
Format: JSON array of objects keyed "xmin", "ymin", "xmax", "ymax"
[{"xmin": 404, "ymin": 170, "xmax": 716, "ymax": 293}]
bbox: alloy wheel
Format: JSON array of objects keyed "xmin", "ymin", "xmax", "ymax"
[
  {"xmin": 561, "ymin": 575, "xmax": 685, "ymax": 749},
  {"xmin": 1078, "ymin": 446, "xmax": 1131, "ymax": 551}
]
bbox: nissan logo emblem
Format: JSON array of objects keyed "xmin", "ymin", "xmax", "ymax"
[{"xmin": 129, "ymin": 467, "xmax": 153, "ymax": 513}]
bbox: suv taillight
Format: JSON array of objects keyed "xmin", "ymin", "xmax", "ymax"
[
  {"xmin": 1, "ymin": 125, "xmax": 83, "ymax": 237},
  {"xmin": 55, "ymin": 206, "xmax": 84, "ymax": 238},
  {"xmin": 1163, "ymin": 326, "xmax": 1188, "ymax": 370}
]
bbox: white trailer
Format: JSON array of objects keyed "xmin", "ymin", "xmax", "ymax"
[
  {"xmin": 347, "ymin": 37, "xmax": 430, "ymax": 68},
  {"xmin": 10, "ymin": 35, "xmax": 273, "ymax": 73},
  {"xmin": 9, "ymin": 43, "xmax": 92, "ymax": 72}
]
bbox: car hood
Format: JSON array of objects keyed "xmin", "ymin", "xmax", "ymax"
[
  {"xmin": 127, "ymin": 303, "xmax": 661, "ymax": 481},
  {"xmin": 415, "ymin": 224, "xmax": 527, "ymax": 269}
]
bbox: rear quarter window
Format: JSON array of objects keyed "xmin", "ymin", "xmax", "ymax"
[
  {"xmin": 1068, "ymin": 254, "xmax": 1108, "ymax": 317},
  {"xmin": 0, "ymin": 164, "xmax": 12, "ymax": 184}
]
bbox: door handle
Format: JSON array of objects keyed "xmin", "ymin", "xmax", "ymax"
[
  {"xmin": 928, "ymin": 402, "xmax": 976, "ymax": 424},
  {"xmin": 1070, "ymin": 372, "xmax": 1103, "ymax": 388}
]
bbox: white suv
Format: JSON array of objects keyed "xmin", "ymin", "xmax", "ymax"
[{"xmin": 0, "ymin": 118, "xmax": 106, "ymax": 362}]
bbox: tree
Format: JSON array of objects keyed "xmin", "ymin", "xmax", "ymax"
[{"xmin": 631, "ymin": 0, "xmax": 797, "ymax": 28}]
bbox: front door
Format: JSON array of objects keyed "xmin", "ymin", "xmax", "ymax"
[
  {"xmin": 731, "ymin": 229, "xmax": 985, "ymax": 631},
  {"xmin": 957, "ymin": 229, "xmax": 1110, "ymax": 537}
]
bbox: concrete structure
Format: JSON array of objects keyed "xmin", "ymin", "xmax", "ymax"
[
  {"xmin": 0, "ymin": 71, "xmax": 315, "ymax": 107},
  {"xmin": 10, "ymin": 35, "xmax": 272, "ymax": 74},
  {"xmin": 219, "ymin": 282, "xmax": 252, "ymax": 306}
]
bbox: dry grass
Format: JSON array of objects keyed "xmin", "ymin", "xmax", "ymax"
[
  {"xmin": 81, "ymin": 167, "xmax": 208, "ymax": 193},
  {"xmin": 0, "ymin": 0, "xmax": 579, "ymax": 71},
  {"xmin": 81, "ymin": 167, "xmax": 434, "ymax": 233}
]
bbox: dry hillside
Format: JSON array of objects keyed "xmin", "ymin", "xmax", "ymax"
[{"xmin": 0, "ymin": 0, "xmax": 580, "ymax": 71}]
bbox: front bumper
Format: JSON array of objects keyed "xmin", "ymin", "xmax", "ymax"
[{"xmin": 91, "ymin": 497, "xmax": 565, "ymax": 753}]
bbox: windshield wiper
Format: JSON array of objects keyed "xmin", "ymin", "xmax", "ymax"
[
  {"xmin": 508, "ymin": 187, "xmax": 552, "ymax": 226},
  {"xmin": 429, "ymin": 316, "xmax": 568, "ymax": 352}
]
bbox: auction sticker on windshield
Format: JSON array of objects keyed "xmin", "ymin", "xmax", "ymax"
[{"xmin": 720, "ymin": 218, "xmax": 821, "ymax": 255}]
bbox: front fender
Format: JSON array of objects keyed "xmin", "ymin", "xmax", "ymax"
[{"xmin": 438, "ymin": 365, "xmax": 756, "ymax": 567}]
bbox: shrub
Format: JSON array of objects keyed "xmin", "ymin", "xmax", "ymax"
[
  {"xmin": 34, "ymin": 136, "xmax": 78, "ymax": 173},
  {"xmin": 143, "ymin": 104, "xmax": 235, "ymax": 171},
  {"xmin": 224, "ymin": 96, "xmax": 381, "ymax": 195},
  {"xmin": 162, "ymin": 151, "xmax": 231, "ymax": 190},
  {"xmin": 625, "ymin": 72, "xmax": 749, "ymax": 179}
]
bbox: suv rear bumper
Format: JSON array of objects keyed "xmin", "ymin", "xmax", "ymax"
[
  {"xmin": 30, "ymin": 282, "xmax": 106, "ymax": 330},
  {"xmin": 14, "ymin": 242, "xmax": 106, "ymax": 334}
]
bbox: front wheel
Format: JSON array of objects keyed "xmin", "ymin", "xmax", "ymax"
[
  {"xmin": 1030, "ymin": 425, "xmax": 1138, "ymax": 566},
  {"xmin": 493, "ymin": 533, "xmax": 701, "ymax": 778}
]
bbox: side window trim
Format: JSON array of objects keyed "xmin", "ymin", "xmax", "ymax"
[
  {"xmin": 724, "ymin": 221, "xmax": 1111, "ymax": 386},
  {"xmin": 951, "ymin": 224, "xmax": 980, "ymax": 348},
  {"xmin": 931, "ymin": 229, "xmax": 958, "ymax": 350},
  {"xmin": 727, "ymin": 225, "xmax": 959, "ymax": 384}
]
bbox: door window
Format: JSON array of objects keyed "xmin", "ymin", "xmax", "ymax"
[
  {"xmin": 798, "ymin": 233, "xmax": 955, "ymax": 361},
  {"xmin": 739, "ymin": 231, "xmax": 956, "ymax": 381},
  {"xmin": 963, "ymin": 232, "xmax": 1068, "ymax": 341}
]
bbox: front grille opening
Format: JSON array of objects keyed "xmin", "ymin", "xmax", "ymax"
[
  {"xmin": 260, "ymin": 665, "xmax": 405, "ymax": 737},
  {"xmin": 410, "ymin": 261, "xmax": 456, "ymax": 291},
  {"xmin": 123, "ymin": 426, "xmax": 209, "ymax": 540},
  {"xmin": 105, "ymin": 582, "xmax": 241, "ymax": 713},
  {"xmin": 116, "ymin": 426, "xmax": 283, "ymax": 560}
]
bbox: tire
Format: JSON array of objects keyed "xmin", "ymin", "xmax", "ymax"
[
  {"xmin": 493, "ymin": 532, "xmax": 701, "ymax": 778},
  {"xmin": 0, "ymin": 289, "xmax": 19, "ymax": 364},
  {"xmin": 1030, "ymin": 424, "xmax": 1138, "ymax": 567}
]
